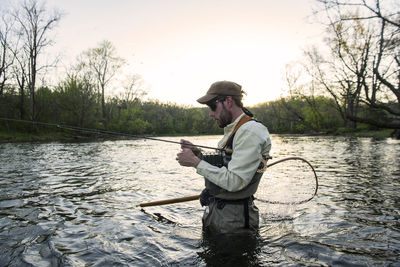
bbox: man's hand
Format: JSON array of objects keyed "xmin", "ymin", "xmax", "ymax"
[
  {"xmin": 176, "ymin": 148, "xmax": 201, "ymax": 168},
  {"xmin": 180, "ymin": 139, "xmax": 201, "ymax": 156}
]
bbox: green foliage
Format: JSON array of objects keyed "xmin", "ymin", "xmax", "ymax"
[
  {"xmin": 252, "ymin": 96, "xmax": 343, "ymax": 134},
  {"xmin": 0, "ymin": 93, "xmax": 23, "ymax": 119},
  {"xmin": 36, "ymin": 87, "xmax": 59, "ymax": 122},
  {"xmin": 1, "ymin": 74, "xmax": 387, "ymax": 140},
  {"xmin": 53, "ymin": 76, "xmax": 98, "ymax": 128}
]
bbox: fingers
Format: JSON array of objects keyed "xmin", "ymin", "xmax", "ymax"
[
  {"xmin": 180, "ymin": 139, "xmax": 201, "ymax": 155},
  {"xmin": 176, "ymin": 148, "xmax": 193, "ymax": 165},
  {"xmin": 180, "ymin": 139, "xmax": 194, "ymax": 149},
  {"xmin": 176, "ymin": 148, "xmax": 200, "ymax": 168},
  {"xmin": 180, "ymin": 139, "xmax": 191, "ymax": 145},
  {"xmin": 177, "ymin": 148, "xmax": 191, "ymax": 158}
]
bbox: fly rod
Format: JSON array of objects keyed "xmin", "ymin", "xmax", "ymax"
[{"xmin": 0, "ymin": 117, "xmax": 224, "ymax": 151}]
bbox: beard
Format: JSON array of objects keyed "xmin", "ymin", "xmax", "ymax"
[{"xmin": 217, "ymin": 105, "xmax": 233, "ymax": 128}]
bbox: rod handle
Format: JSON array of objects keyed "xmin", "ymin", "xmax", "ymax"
[{"xmin": 139, "ymin": 194, "xmax": 200, "ymax": 207}]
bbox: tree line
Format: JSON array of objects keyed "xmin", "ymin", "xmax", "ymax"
[
  {"xmin": 0, "ymin": 80, "xmax": 371, "ymax": 137},
  {"xmin": 1, "ymin": 0, "xmax": 399, "ymax": 138}
]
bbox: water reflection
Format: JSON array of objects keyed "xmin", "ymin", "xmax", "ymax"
[
  {"xmin": 199, "ymin": 230, "xmax": 261, "ymax": 267},
  {"xmin": 0, "ymin": 136, "xmax": 399, "ymax": 266}
]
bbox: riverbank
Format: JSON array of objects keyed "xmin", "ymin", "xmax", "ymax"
[
  {"xmin": 332, "ymin": 128, "xmax": 394, "ymax": 139},
  {"xmin": 0, "ymin": 128, "xmax": 395, "ymax": 143},
  {"xmin": 0, "ymin": 130, "xmax": 94, "ymax": 143}
]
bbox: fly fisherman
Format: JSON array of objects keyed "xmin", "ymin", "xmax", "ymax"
[{"xmin": 176, "ymin": 81, "xmax": 271, "ymax": 233}]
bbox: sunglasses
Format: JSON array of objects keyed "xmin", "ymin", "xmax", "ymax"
[{"xmin": 207, "ymin": 97, "xmax": 227, "ymax": 111}]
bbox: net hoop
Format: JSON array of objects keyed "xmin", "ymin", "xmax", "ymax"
[{"xmin": 256, "ymin": 156, "xmax": 319, "ymax": 205}]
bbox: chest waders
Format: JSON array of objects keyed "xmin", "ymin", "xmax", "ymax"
[{"xmin": 200, "ymin": 115, "xmax": 266, "ymax": 230}]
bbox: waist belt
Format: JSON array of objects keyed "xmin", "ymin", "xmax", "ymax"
[{"xmin": 213, "ymin": 196, "xmax": 253, "ymax": 208}]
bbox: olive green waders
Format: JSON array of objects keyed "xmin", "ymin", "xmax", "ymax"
[{"xmin": 202, "ymin": 197, "xmax": 259, "ymax": 234}]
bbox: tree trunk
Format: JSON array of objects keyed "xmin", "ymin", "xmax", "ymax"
[
  {"xmin": 19, "ymin": 84, "xmax": 25, "ymax": 119},
  {"xmin": 29, "ymin": 83, "xmax": 35, "ymax": 132}
]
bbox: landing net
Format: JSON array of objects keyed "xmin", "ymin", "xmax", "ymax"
[{"xmin": 255, "ymin": 157, "xmax": 318, "ymax": 205}]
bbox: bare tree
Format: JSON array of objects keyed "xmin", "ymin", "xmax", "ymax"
[
  {"xmin": 315, "ymin": 0, "xmax": 399, "ymax": 28},
  {"xmin": 0, "ymin": 12, "xmax": 16, "ymax": 95},
  {"xmin": 286, "ymin": 62, "xmax": 337, "ymax": 131},
  {"xmin": 304, "ymin": 15, "xmax": 373, "ymax": 128},
  {"xmin": 120, "ymin": 74, "xmax": 146, "ymax": 103},
  {"xmin": 78, "ymin": 40, "xmax": 125, "ymax": 125},
  {"xmin": 12, "ymin": 0, "xmax": 61, "ymax": 122},
  {"xmin": 12, "ymin": 48, "xmax": 28, "ymax": 119},
  {"xmin": 313, "ymin": 0, "xmax": 400, "ymax": 134}
]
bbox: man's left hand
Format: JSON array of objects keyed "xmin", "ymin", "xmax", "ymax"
[{"xmin": 176, "ymin": 148, "xmax": 201, "ymax": 168}]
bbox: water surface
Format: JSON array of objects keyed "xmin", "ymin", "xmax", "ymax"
[{"xmin": 0, "ymin": 135, "xmax": 399, "ymax": 266}]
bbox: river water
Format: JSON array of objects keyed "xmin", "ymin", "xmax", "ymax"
[{"xmin": 0, "ymin": 135, "xmax": 399, "ymax": 266}]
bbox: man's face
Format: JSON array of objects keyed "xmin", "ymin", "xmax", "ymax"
[{"xmin": 209, "ymin": 97, "xmax": 232, "ymax": 128}]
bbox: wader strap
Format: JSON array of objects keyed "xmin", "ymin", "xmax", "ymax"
[{"xmin": 221, "ymin": 115, "xmax": 253, "ymax": 150}]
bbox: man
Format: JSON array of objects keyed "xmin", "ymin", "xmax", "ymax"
[{"xmin": 176, "ymin": 81, "xmax": 271, "ymax": 233}]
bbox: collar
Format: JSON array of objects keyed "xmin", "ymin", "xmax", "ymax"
[
  {"xmin": 222, "ymin": 113, "xmax": 253, "ymax": 149},
  {"xmin": 224, "ymin": 112, "xmax": 246, "ymax": 136}
]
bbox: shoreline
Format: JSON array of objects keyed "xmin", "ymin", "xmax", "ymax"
[{"xmin": 0, "ymin": 129, "xmax": 395, "ymax": 143}]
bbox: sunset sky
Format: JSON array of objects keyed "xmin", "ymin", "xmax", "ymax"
[{"xmin": 5, "ymin": 0, "xmax": 326, "ymax": 106}]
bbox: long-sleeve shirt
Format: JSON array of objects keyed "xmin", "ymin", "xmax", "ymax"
[{"xmin": 196, "ymin": 113, "xmax": 271, "ymax": 192}]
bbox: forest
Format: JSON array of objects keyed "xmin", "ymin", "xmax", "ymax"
[{"xmin": 1, "ymin": 0, "xmax": 399, "ymax": 139}]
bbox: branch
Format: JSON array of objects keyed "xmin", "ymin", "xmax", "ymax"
[
  {"xmin": 346, "ymin": 112, "xmax": 400, "ymax": 129},
  {"xmin": 374, "ymin": 67, "xmax": 400, "ymax": 101}
]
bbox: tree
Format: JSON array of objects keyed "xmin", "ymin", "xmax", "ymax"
[
  {"xmin": 281, "ymin": 63, "xmax": 330, "ymax": 132},
  {"xmin": 12, "ymin": 0, "xmax": 61, "ymax": 122},
  {"xmin": 0, "ymin": 11, "xmax": 16, "ymax": 95},
  {"xmin": 118, "ymin": 74, "xmax": 146, "ymax": 104},
  {"xmin": 54, "ymin": 74, "xmax": 97, "ymax": 127},
  {"xmin": 12, "ymin": 49, "xmax": 28, "ymax": 119},
  {"xmin": 78, "ymin": 40, "xmax": 125, "ymax": 125},
  {"xmin": 303, "ymin": 14, "xmax": 374, "ymax": 129},
  {"xmin": 314, "ymin": 0, "xmax": 400, "ymax": 136}
]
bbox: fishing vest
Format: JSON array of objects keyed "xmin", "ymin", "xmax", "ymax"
[{"xmin": 204, "ymin": 115, "xmax": 265, "ymax": 200}]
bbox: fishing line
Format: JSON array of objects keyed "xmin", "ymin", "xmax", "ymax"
[{"xmin": 0, "ymin": 117, "xmax": 223, "ymax": 151}]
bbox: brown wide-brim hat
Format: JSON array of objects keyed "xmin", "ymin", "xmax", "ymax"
[{"xmin": 197, "ymin": 81, "xmax": 242, "ymax": 104}]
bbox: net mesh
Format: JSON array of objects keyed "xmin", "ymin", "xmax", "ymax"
[{"xmin": 255, "ymin": 157, "xmax": 318, "ymax": 205}]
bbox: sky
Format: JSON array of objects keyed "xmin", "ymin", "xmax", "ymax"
[{"xmin": 5, "ymin": 0, "xmax": 325, "ymax": 107}]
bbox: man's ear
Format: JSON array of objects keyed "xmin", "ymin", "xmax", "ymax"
[{"xmin": 225, "ymin": 96, "xmax": 233, "ymax": 107}]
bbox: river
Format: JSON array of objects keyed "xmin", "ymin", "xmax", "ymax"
[{"xmin": 0, "ymin": 135, "xmax": 399, "ymax": 266}]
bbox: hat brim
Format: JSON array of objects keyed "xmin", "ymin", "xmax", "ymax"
[{"xmin": 197, "ymin": 94, "xmax": 218, "ymax": 104}]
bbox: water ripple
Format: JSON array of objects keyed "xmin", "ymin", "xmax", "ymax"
[{"xmin": 0, "ymin": 136, "xmax": 399, "ymax": 266}]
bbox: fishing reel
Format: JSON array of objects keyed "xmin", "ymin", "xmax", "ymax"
[
  {"xmin": 201, "ymin": 149, "xmax": 269, "ymax": 172},
  {"xmin": 200, "ymin": 149, "xmax": 232, "ymax": 168},
  {"xmin": 201, "ymin": 152, "xmax": 224, "ymax": 167}
]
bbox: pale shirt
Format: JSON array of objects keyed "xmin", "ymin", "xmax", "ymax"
[{"xmin": 196, "ymin": 113, "xmax": 271, "ymax": 192}]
